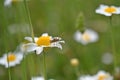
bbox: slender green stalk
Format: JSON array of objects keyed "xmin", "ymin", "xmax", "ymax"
[
  {"xmin": 22, "ymin": 55, "xmax": 27, "ymax": 80},
  {"xmin": 43, "ymin": 52, "xmax": 47, "ymax": 80},
  {"xmin": 23, "ymin": 0, "xmax": 35, "ymax": 42},
  {"xmin": 8, "ymin": 65, "xmax": 12, "ymax": 80},
  {"xmin": 7, "ymin": 54, "xmax": 12, "ymax": 80},
  {"xmin": 74, "ymin": 66, "xmax": 80, "ymax": 78},
  {"xmin": 109, "ymin": 16, "xmax": 117, "ymax": 72}
]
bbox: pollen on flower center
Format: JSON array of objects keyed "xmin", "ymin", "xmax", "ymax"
[
  {"xmin": 98, "ymin": 75, "xmax": 106, "ymax": 80},
  {"xmin": 82, "ymin": 33, "xmax": 91, "ymax": 41},
  {"xmin": 36, "ymin": 36, "xmax": 51, "ymax": 46},
  {"xmin": 7, "ymin": 54, "xmax": 16, "ymax": 62},
  {"xmin": 105, "ymin": 7, "xmax": 116, "ymax": 13}
]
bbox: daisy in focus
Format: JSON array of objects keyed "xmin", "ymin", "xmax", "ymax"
[
  {"xmin": 95, "ymin": 4, "xmax": 120, "ymax": 16},
  {"xmin": 74, "ymin": 29, "xmax": 98, "ymax": 45},
  {"xmin": 23, "ymin": 33, "xmax": 65, "ymax": 54},
  {"xmin": 0, "ymin": 52, "xmax": 23, "ymax": 68},
  {"xmin": 94, "ymin": 70, "xmax": 113, "ymax": 80}
]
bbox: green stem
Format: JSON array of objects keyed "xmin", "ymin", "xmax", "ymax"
[
  {"xmin": 23, "ymin": 0, "xmax": 34, "ymax": 42},
  {"xmin": 7, "ymin": 54, "xmax": 12, "ymax": 80},
  {"xmin": 109, "ymin": 16, "xmax": 117, "ymax": 72},
  {"xmin": 43, "ymin": 52, "xmax": 47, "ymax": 80},
  {"xmin": 22, "ymin": 55, "xmax": 27, "ymax": 80},
  {"xmin": 8, "ymin": 67, "xmax": 12, "ymax": 80},
  {"xmin": 74, "ymin": 66, "xmax": 80, "ymax": 78}
]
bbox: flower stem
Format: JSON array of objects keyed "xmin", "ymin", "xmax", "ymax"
[
  {"xmin": 109, "ymin": 16, "xmax": 117, "ymax": 72},
  {"xmin": 43, "ymin": 52, "xmax": 47, "ymax": 80},
  {"xmin": 74, "ymin": 66, "xmax": 80, "ymax": 78},
  {"xmin": 23, "ymin": 0, "xmax": 35, "ymax": 42},
  {"xmin": 8, "ymin": 67, "xmax": 12, "ymax": 80},
  {"xmin": 7, "ymin": 54, "xmax": 12, "ymax": 80},
  {"xmin": 22, "ymin": 55, "xmax": 27, "ymax": 80}
]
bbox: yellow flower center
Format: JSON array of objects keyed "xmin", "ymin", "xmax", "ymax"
[
  {"xmin": 98, "ymin": 75, "xmax": 107, "ymax": 80},
  {"xmin": 7, "ymin": 54, "xmax": 16, "ymax": 62},
  {"xmin": 105, "ymin": 7, "xmax": 116, "ymax": 13},
  {"xmin": 82, "ymin": 33, "xmax": 91, "ymax": 41},
  {"xmin": 36, "ymin": 36, "xmax": 51, "ymax": 46}
]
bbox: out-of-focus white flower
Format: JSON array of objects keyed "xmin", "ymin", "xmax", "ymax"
[
  {"xmin": 78, "ymin": 75, "xmax": 95, "ymax": 80},
  {"xmin": 101, "ymin": 52, "xmax": 113, "ymax": 65},
  {"xmin": 94, "ymin": 70, "xmax": 113, "ymax": 80},
  {"xmin": 95, "ymin": 4, "xmax": 120, "ymax": 16},
  {"xmin": 74, "ymin": 29, "xmax": 98, "ymax": 45},
  {"xmin": 4, "ymin": 0, "xmax": 12, "ymax": 6},
  {"xmin": 4, "ymin": 0, "xmax": 29, "ymax": 7},
  {"xmin": 31, "ymin": 76, "xmax": 44, "ymax": 80},
  {"xmin": 24, "ymin": 33, "xmax": 65, "ymax": 54},
  {"xmin": 0, "ymin": 52, "xmax": 23, "ymax": 68}
]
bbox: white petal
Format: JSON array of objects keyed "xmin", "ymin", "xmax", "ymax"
[
  {"xmin": 42, "ymin": 33, "xmax": 48, "ymax": 36},
  {"xmin": 23, "ymin": 43, "xmax": 38, "ymax": 52},
  {"xmin": 36, "ymin": 47, "xmax": 43, "ymax": 54},
  {"xmin": 50, "ymin": 42, "xmax": 63, "ymax": 49},
  {"xmin": 74, "ymin": 30, "xmax": 82, "ymax": 43},
  {"xmin": 31, "ymin": 76, "xmax": 44, "ymax": 80},
  {"xmin": 24, "ymin": 37, "xmax": 38, "ymax": 42}
]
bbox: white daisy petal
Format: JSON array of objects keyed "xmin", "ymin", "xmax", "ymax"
[
  {"xmin": 94, "ymin": 70, "xmax": 113, "ymax": 80},
  {"xmin": 36, "ymin": 47, "xmax": 43, "ymax": 54},
  {"xmin": 31, "ymin": 76, "xmax": 44, "ymax": 80},
  {"xmin": 74, "ymin": 30, "xmax": 82, "ymax": 43},
  {"xmin": 42, "ymin": 33, "xmax": 48, "ymax": 36},
  {"xmin": 24, "ymin": 37, "xmax": 38, "ymax": 42},
  {"xmin": 23, "ymin": 43, "xmax": 38, "ymax": 52},
  {"xmin": 50, "ymin": 42, "xmax": 63, "ymax": 49}
]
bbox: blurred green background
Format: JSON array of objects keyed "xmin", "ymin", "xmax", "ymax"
[{"xmin": 0, "ymin": 0, "xmax": 120, "ymax": 80}]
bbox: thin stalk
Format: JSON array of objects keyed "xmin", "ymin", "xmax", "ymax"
[
  {"xmin": 74, "ymin": 66, "xmax": 80, "ymax": 78},
  {"xmin": 43, "ymin": 52, "xmax": 47, "ymax": 80},
  {"xmin": 109, "ymin": 16, "xmax": 117, "ymax": 72},
  {"xmin": 23, "ymin": 0, "xmax": 35, "ymax": 42},
  {"xmin": 22, "ymin": 55, "xmax": 27, "ymax": 80},
  {"xmin": 7, "ymin": 54, "xmax": 12, "ymax": 80}
]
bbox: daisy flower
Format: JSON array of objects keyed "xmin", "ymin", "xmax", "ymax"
[
  {"xmin": 74, "ymin": 29, "xmax": 98, "ymax": 45},
  {"xmin": 0, "ymin": 52, "xmax": 23, "ymax": 68},
  {"xmin": 23, "ymin": 33, "xmax": 65, "ymax": 54},
  {"xmin": 95, "ymin": 4, "xmax": 120, "ymax": 16},
  {"xmin": 94, "ymin": 70, "xmax": 113, "ymax": 80}
]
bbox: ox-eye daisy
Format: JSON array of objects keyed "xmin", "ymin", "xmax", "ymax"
[
  {"xmin": 74, "ymin": 29, "xmax": 98, "ymax": 45},
  {"xmin": 0, "ymin": 52, "xmax": 23, "ymax": 68},
  {"xmin": 94, "ymin": 70, "xmax": 113, "ymax": 80},
  {"xmin": 96, "ymin": 4, "xmax": 120, "ymax": 16},
  {"xmin": 24, "ymin": 33, "xmax": 65, "ymax": 54}
]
